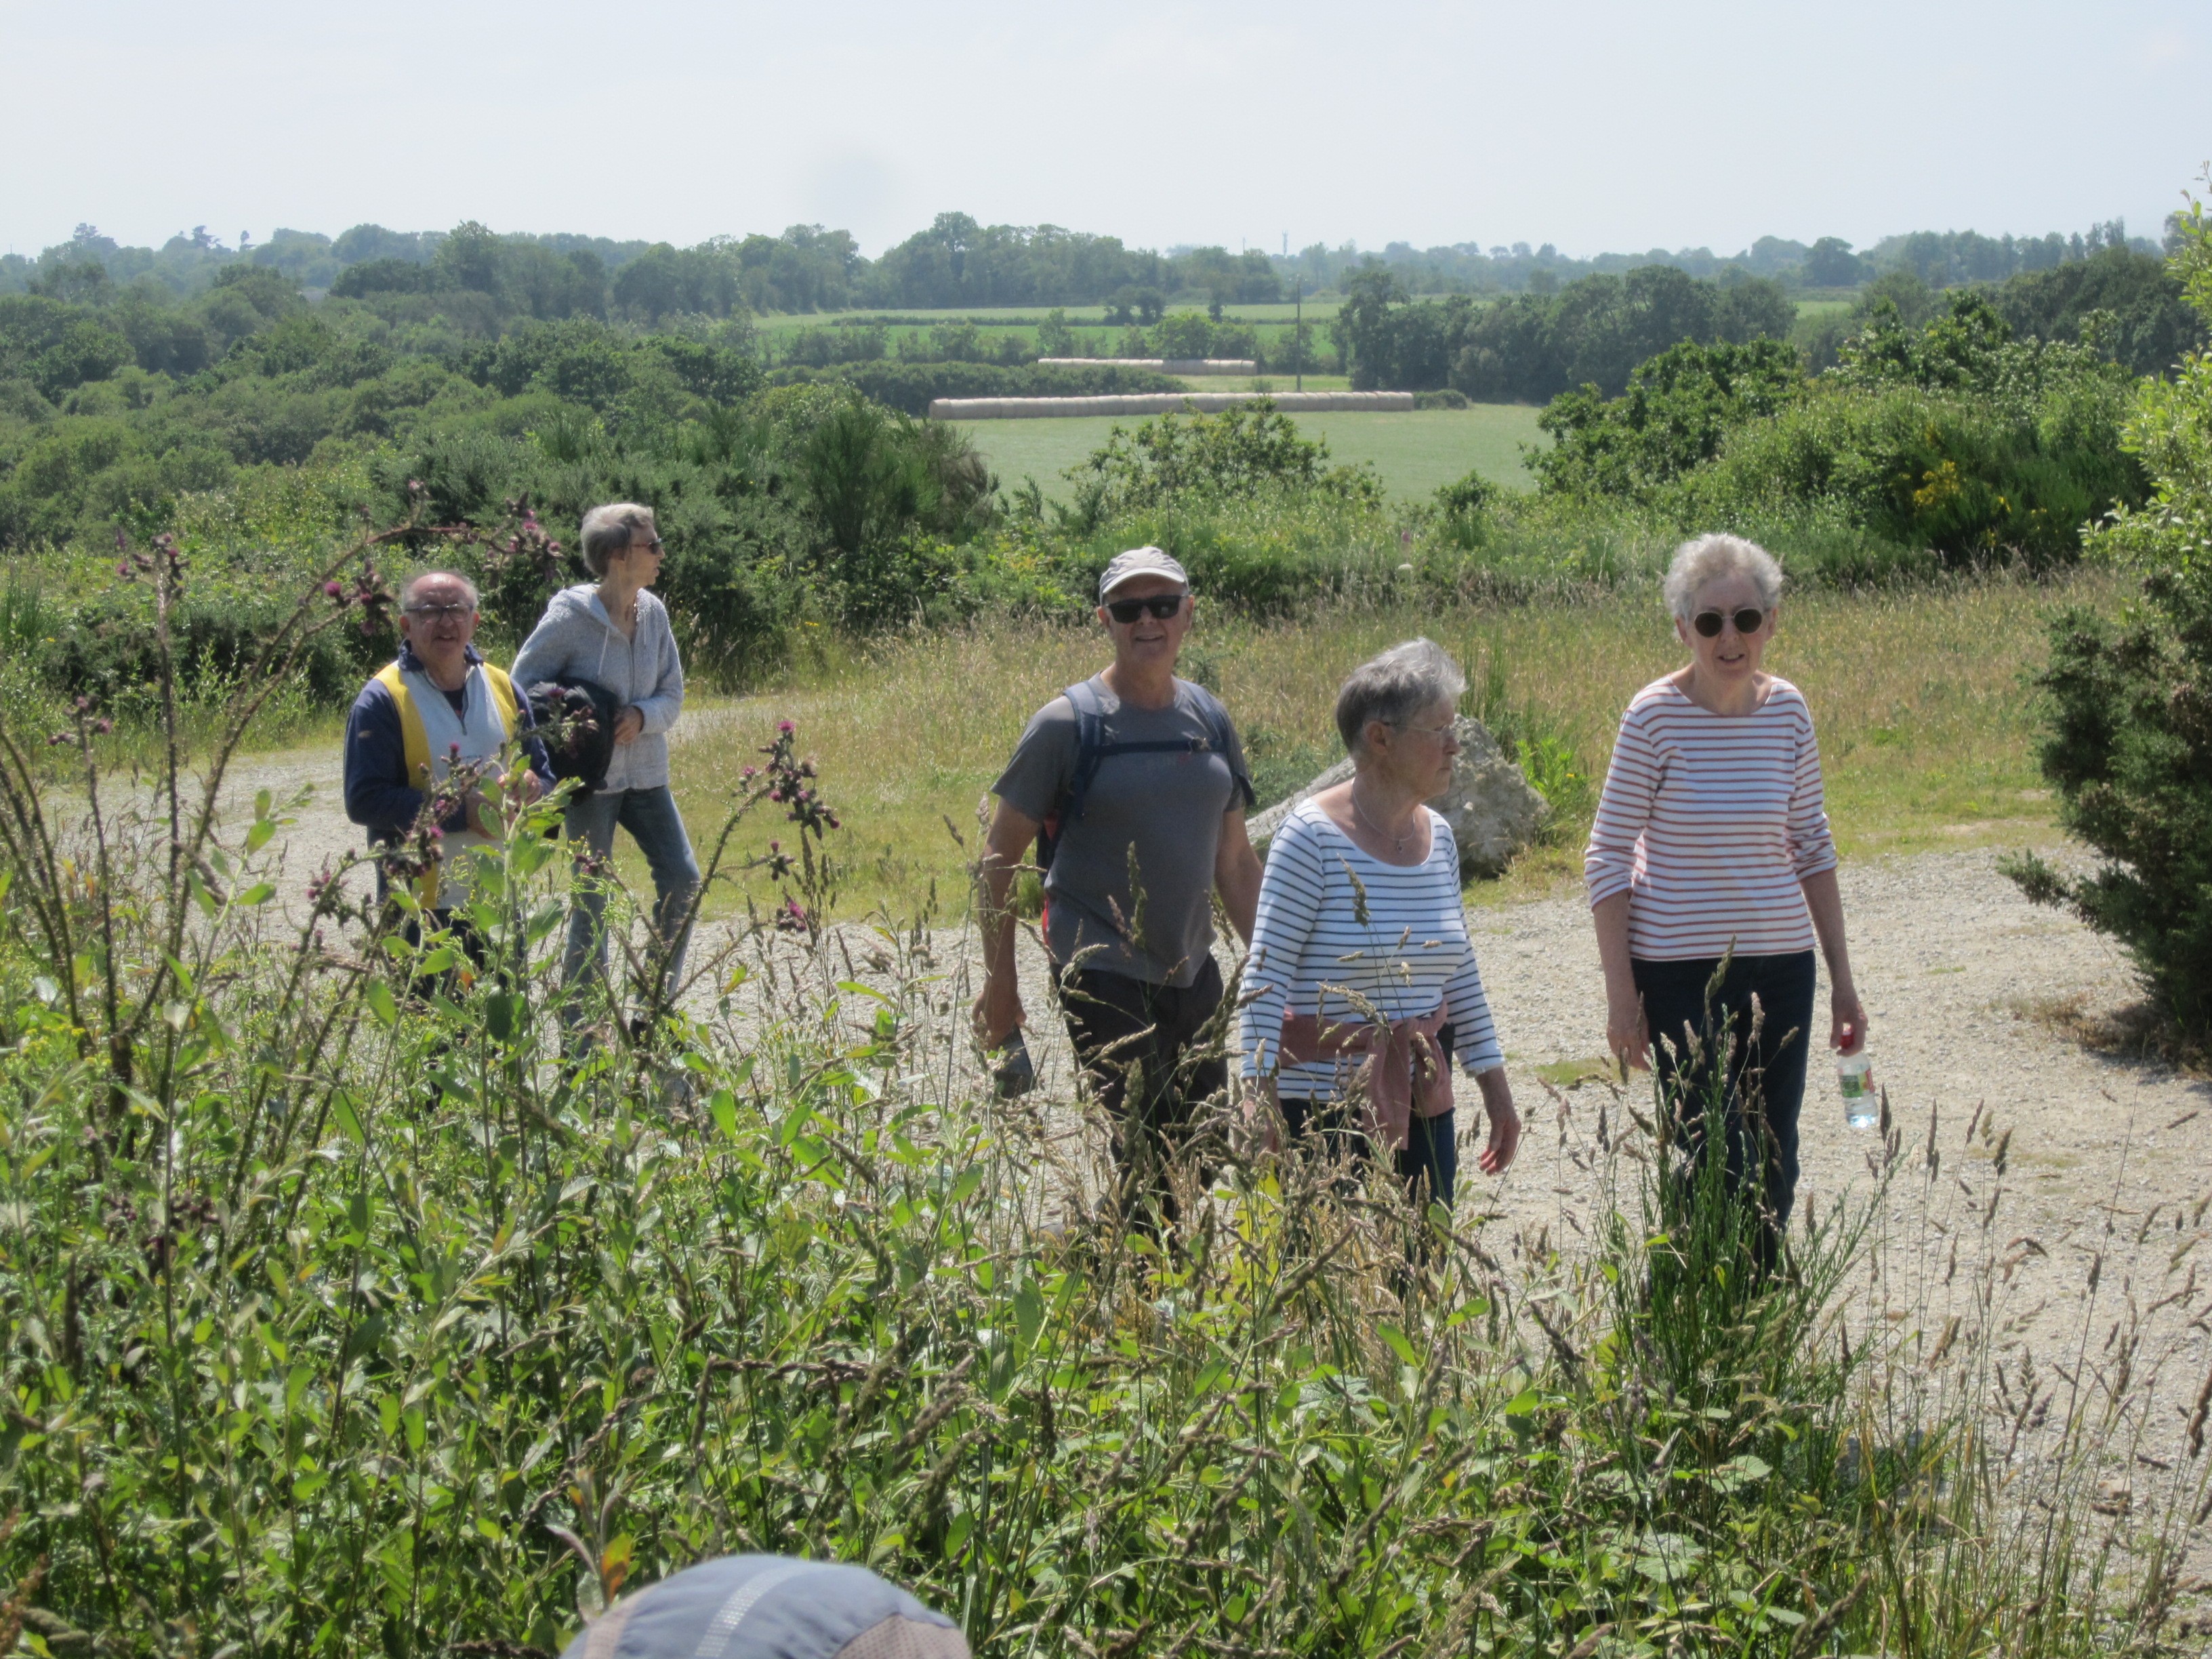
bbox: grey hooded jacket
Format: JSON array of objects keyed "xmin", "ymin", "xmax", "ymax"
[{"xmin": 511, "ymin": 583, "xmax": 684, "ymax": 792}]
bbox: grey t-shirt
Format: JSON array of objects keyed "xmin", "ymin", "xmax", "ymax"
[{"xmin": 994, "ymin": 675, "xmax": 1252, "ymax": 987}]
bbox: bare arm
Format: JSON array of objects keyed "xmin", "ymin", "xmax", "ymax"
[
  {"xmin": 1593, "ymin": 890, "xmax": 1647, "ymax": 1071},
  {"xmin": 1214, "ymin": 807, "xmax": 1262, "ymax": 945},
  {"xmin": 1799, "ymin": 867, "xmax": 1866, "ymax": 1054},
  {"xmin": 971, "ymin": 798, "xmax": 1042, "ymax": 1048}
]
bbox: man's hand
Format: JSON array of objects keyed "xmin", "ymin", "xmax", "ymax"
[
  {"xmin": 463, "ymin": 788, "xmax": 492, "ymax": 838},
  {"xmin": 519, "ymin": 768, "xmax": 545, "ymax": 805},
  {"xmin": 971, "ymin": 979, "xmax": 1025, "ymax": 1052},
  {"xmin": 614, "ymin": 708, "xmax": 644, "ymax": 745}
]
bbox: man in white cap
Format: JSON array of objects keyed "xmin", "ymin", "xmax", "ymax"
[{"xmin": 974, "ymin": 546, "xmax": 1261, "ymax": 1229}]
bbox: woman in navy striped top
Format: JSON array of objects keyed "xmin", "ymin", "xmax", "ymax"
[
  {"xmin": 1241, "ymin": 640, "xmax": 1521, "ymax": 1209},
  {"xmin": 1586, "ymin": 534, "xmax": 1866, "ymax": 1237}
]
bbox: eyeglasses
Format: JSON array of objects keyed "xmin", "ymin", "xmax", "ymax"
[
  {"xmin": 404, "ymin": 603, "xmax": 474, "ymax": 621},
  {"xmin": 1692, "ymin": 607, "xmax": 1767, "ymax": 638},
  {"xmin": 628, "ymin": 537, "xmax": 665, "ymax": 554},
  {"xmin": 1393, "ymin": 721, "xmax": 1458, "ymax": 741},
  {"xmin": 1104, "ymin": 594, "xmax": 1185, "ymax": 623}
]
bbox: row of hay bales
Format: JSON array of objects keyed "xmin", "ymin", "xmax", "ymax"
[
  {"xmin": 1033, "ymin": 357, "xmax": 1258, "ymax": 375},
  {"xmin": 928, "ymin": 391, "xmax": 1416, "ymax": 420}
]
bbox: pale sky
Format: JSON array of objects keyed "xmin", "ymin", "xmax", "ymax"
[{"xmin": 2, "ymin": 0, "xmax": 2203, "ymax": 261}]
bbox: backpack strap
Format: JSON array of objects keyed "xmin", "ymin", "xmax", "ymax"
[
  {"xmin": 373, "ymin": 661, "xmax": 440, "ymax": 907},
  {"xmin": 1059, "ymin": 677, "xmax": 1255, "ymax": 827},
  {"xmin": 1061, "ymin": 680, "xmax": 1111, "ymax": 825},
  {"xmin": 1185, "ymin": 682, "xmax": 1258, "ymax": 811}
]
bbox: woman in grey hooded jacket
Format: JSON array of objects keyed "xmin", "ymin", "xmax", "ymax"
[{"xmin": 512, "ymin": 502, "xmax": 699, "ymax": 1022}]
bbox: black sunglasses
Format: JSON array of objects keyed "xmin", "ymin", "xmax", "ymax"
[
  {"xmin": 1692, "ymin": 607, "xmax": 1767, "ymax": 638},
  {"xmin": 1105, "ymin": 594, "xmax": 1185, "ymax": 623}
]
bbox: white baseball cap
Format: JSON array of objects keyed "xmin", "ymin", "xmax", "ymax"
[{"xmin": 1098, "ymin": 546, "xmax": 1191, "ymax": 600}]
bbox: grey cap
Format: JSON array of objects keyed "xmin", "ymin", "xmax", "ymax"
[
  {"xmin": 562, "ymin": 1555, "xmax": 968, "ymax": 1659},
  {"xmin": 1098, "ymin": 546, "xmax": 1190, "ymax": 600}
]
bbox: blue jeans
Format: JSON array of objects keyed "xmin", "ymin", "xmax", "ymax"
[{"xmin": 561, "ymin": 786, "xmax": 699, "ymax": 1010}]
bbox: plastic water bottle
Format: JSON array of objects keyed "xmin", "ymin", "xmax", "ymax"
[{"xmin": 1839, "ymin": 1050, "xmax": 1878, "ymax": 1129}]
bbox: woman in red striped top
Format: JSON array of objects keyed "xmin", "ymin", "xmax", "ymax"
[{"xmin": 1586, "ymin": 533, "xmax": 1866, "ymax": 1238}]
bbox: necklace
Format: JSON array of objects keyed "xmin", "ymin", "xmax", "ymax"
[{"xmin": 1350, "ymin": 783, "xmax": 1415, "ymax": 853}]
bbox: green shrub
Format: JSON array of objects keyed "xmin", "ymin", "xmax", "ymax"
[
  {"xmin": 1673, "ymin": 376, "xmax": 2140, "ymax": 566},
  {"xmin": 2008, "ymin": 186, "xmax": 2212, "ymax": 1043},
  {"xmin": 1532, "ymin": 337, "xmax": 1804, "ymax": 500},
  {"xmin": 1059, "ymin": 401, "xmax": 1380, "ymax": 530}
]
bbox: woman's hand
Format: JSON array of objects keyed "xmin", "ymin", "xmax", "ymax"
[
  {"xmin": 614, "ymin": 708, "xmax": 644, "ymax": 745},
  {"xmin": 1830, "ymin": 981, "xmax": 1868, "ymax": 1055},
  {"xmin": 1605, "ymin": 979, "xmax": 1650, "ymax": 1074},
  {"xmin": 1240, "ymin": 1077, "xmax": 1283, "ymax": 1159},
  {"xmin": 1473, "ymin": 1068, "xmax": 1520, "ymax": 1175}
]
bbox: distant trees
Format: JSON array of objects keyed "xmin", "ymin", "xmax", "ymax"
[
  {"xmin": 1803, "ymin": 238, "xmax": 1865, "ymax": 287},
  {"xmin": 1336, "ymin": 265, "xmax": 1797, "ymax": 401},
  {"xmin": 1987, "ymin": 247, "xmax": 2206, "ymax": 377}
]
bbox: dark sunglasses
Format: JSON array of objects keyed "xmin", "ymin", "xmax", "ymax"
[
  {"xmin": 1105, "ymin": 594, "xmax": 1185, "ymax": 623},
  {"xmin": 1692, "ymin": 607, "xmax": 1767, "ymax": 638}
]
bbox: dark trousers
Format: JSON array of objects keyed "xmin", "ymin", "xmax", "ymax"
[
  {"xmin": 1633, "ymin": 950, "xmax": 1817, "ymax": 1234},
  {"xmin": 1057, "ymin": 957, "xmax": 1229, "ymax": 1227},
  {"xmin": 1281, "ymin": 1097, "xmax": 1458, "ymax": 1213}
]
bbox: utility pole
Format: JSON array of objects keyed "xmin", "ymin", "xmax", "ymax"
[{"xmin": 1294, "ymin": 276, "xmax": 1303, "ymax": 393}]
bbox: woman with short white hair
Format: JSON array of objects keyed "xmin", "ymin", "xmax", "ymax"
[
  {"xmin": 1240, "ymin": 638, "xmax": 1521, "ymax": 1209},
  {"xmin": 1586, "ymin": 533, "xmax": 1866, "ymax": 1241},
  {"xmin": 512, "ymin": 502, "xmax": 699, "ymax": 1031}
]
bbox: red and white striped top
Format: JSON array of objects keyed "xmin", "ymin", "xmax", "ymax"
[{"xmin": 1584, "ymin": 676, "xmax": 1837, "ymax": 961}]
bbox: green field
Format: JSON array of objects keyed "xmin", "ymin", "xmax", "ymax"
[{"xmin": 960, "ymin": 404, "xmax": 1547, "ymax": 501}]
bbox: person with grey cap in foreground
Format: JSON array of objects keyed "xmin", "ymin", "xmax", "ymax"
[
  {"xmin": 974, "ymin": 546, "xmax": 1262, "ymax": 1231},
  {"xmin": 560, "ymin": 1554, "xmax": 968, "ymax": 1659}
]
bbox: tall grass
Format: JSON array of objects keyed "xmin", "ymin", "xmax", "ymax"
[
  {"xmin": 673, "ymin": 565, "xmax": 2127, "ymax": 916},
  {"xmin": 0, "ymin": 542, "xmax": 2198, "ymax": 1654}
]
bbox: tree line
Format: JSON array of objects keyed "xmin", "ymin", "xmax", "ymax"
[
  {"xmin": 1332, "ymin": 248, "xmax": 2205, "ymax": 399},
  {"xmin": 5, "ymin": 209, "xmax": 2188, "ymax": 321}
]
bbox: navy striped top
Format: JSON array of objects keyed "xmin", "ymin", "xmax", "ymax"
[
  {"xmin": 1238, "ymin": 800, "xmax": 1504, "ymax": 1093},
  {"xmin": 1584, "ymin": 675, "xmax": 1837, "ymax": 960}
]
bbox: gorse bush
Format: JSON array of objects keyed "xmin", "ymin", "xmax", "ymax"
[
  {"xmin": 0, "ymin": 534, "xmax": 2200, "ymax": 1656},
  {"xmin": 1534, "ymin": 292, "xmax": 2146, "ymax": 568}
]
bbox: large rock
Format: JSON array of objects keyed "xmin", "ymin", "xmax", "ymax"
[{"xmin": 1248, "ymin": 716, "xmax": 1551, "ymax": 879}]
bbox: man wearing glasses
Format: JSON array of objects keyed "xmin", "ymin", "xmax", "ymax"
[
  {"xmin": 343, "ymin": 569, "xmax": 550, "ymax": 932},
  {"xmin": 974, "ymin": 546, "xmax": 1263, "ymax": 1233}
]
